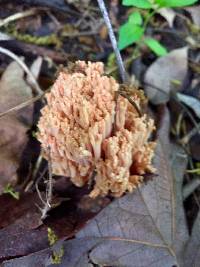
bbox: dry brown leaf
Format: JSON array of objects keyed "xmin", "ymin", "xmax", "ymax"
[
  {"xmin": 177, "ymin": 92, "xmax": 200, "ymax": 118},
  {"xmin": 27, "ymin": 56, "xmax": 43, "ymax": 87},
  {"xmin": 144, "ymin": 47, "xmax": 188, "ymax": 104},
  {"xmin": 184, "ymin": 211, "xmax": 200, "ymax": 266},
  {"xmin": 0, "ymin": 61, "xmax": 34, "ymax": 194},
  {"xmin": 185, "ymin": 5, "xmax": 200, "ymax": 27},
  {"xmin": 99, "ymin": 25, "xmax": 108, "ymax": 40},
  {"xmin": 158, "ymin": 8, "xmax": 176, "ymax": 27}
]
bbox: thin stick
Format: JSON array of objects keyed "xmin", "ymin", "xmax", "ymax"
[
  {"xmin": 143, "ymin": 82, "xmax": 200, "ymax": 132},
  {"xmin": 47, "ymin": 148, "xmax": 53, "ymax": 208},
  {"xmin": 97, "ymin": 0, "xmax": 127, "ymax": 83},
  {"xmin": 0, "ymin": 9, "xmax": 36, "ymax": 28},
  {"xmin": 36, "ymin": 182, "xmax": 46, "ymax": 206},
  {"xmin": 40, "ymin": 147, "xmax": 53, "ymax": 220},
  {"xmin": 180, "ymin": 122, "xmax": 200, "ymax": 144},
  {"xmin": 0, "ymin": 46, "xmax": 42, "ymax": 95},
  {"xmin": 32, "ymin": 154, "xmax": 43, "ymax": 181},
  {"xmin": 0, "ymin": 89, "xmax": 49, "ymax": 118}
]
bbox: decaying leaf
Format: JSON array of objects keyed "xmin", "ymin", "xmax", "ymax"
[
  {"xmin": 177, "ymin": 92, "xmax": 200, "ymax": 118},
  {"xmin": 169, "ymin": 143, "xmax": 189, "ymax": 263},
  {"xmin": 144, "ymin": 47, "xmax": 188, "ymax": 104},
  {"xmin": 158, "ymin": 8, "xmax": 176, "ymax": 27},
  {"xmin": 3, "ymin": 107, "xmax": 190, "ymax": 267},
  {"xmin": 184, "ymin": 211, "xmax": 200, "ymax": 266},
  {"xmin": 27, "ymin": 56, "xmax": 43, "ymax": 87},
  {"xmin": 0, "ymin": 219, "xmax": 48, "ymax": 261},
  {"xmin": 0, "ymin": 193, "xmax": 48, "ymax": 261},
  {"xmin": 0, "ymin": 61, "xmax": 33, "ymax": 113},
  {"xmin": 0, "ymin": 190, "xmax": 98, "ymax": 263},
  {"xmin": 185, "ymin": 5, "xmax": 200, "ymax": 27},
  {"xmin": 58, "ymin": 107, "xmax": 188, "ymax": 266},
  {"xmin": 2, "ymin": 248, "xmax": 52, "ymax": 267},
  {"xmin": 140, "ymin": 109, "xmax": 188, "ymax": 263},
  {"xmin": 0, "ymin": 61, "xmax": 34, "ymax": 194},
  {"xmin": 0, "ymin": 193, "xmax": 42, "ymax": 229}
]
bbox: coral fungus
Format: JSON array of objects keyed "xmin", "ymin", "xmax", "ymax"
[{"xmin": 37, "ymin": 61, "xmax": 155, "ymax": 197}]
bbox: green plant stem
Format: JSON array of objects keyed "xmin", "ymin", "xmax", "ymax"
[
  {"xmin": 143, "ymin": 9, "xmax": 157, "ymax": 31},
  {"xmin": 136, "ymin": 9, "xmax": 159, "ymax": 51},
  {"xmin": 106, "ymin": 51, "xmax": 140, "ymax": 75}
]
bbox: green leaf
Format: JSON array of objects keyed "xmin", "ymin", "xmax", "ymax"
[
  {"xmin": 144, "ymin": 38, "xmax": 168, "ymax": 56},
  {"xmin": 155, "ymin": 0, "xmax": 198, "ymax": 7},
  {"xmin": 118, "ymin": 23, "xmax": 144, "ymax": 50},
  {"xmin": 129, "ymin": 11, "xmax": 143, "ymax": 25},
  {"xmin": 123, "ymin": 0, "xmax": 152, "ymax": 9}
]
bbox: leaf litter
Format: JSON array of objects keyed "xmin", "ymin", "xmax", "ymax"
[
  {"xmin": 144, "ymin": 47, "xmax": 188, "ymax": 104},
  {"xmin": 0, "ymin": 61, "xmax": 33, "ymax": 194},
  {"xmin": 0, "ymin": 1, "xmax": 200, "ymax": 266}
]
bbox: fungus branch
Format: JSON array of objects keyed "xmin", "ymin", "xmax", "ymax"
[{"xmin": 37, "ymin": 61, "xmax": 156, "ymax": 198}]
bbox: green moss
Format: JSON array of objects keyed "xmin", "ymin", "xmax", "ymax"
[
  {"xmin": 48, "ymin": 227, "xmax": 58, "ymax": 246},
  {"xmin": 48, "ymin": 227, "xmax": 64, "ymax": 265},
  {"xmin": 51, "ymin": 247, "xmax": 64, "ymax": 264},
  {"xmin": 4, "ymin": 25, "xmax": 62, "ymax": 48}
]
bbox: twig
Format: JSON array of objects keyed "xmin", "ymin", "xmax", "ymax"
[
  {"xmin": 143, "ymin": 82, "xmax": 200, "ymax": 133},
  {"xmin": 36, "ymin": 182, "xmax": 46, "ymax": 206},
  {"xmin": 180, "ymin": 122, "xmax": 200, "ymax": 144},
  {"xmin": 0, "ymin": 46, "xmax": 42, "ymax": 95},
  {"xmin": 0, "ymin": 89, "xmax": 49, "ymax": 118},
  {"xmin": 0, "ymin": 9, "xmax": 37, "ymax": 28},
  {"xmin": 27, "ymin": 164, "xmax": 47, "ymax": 192},
  {"xmin": 173, "ymin": 94, "xmax": 200, "ymax": 133},
  {"xmin": 34, "ymin": 165, "xmax": 48, "ymax": 188},
  {"xmin": 40, "ymin": 146, "xmax": 54, "ymax": 220},
  {"xmin": 32, "ymin": 154, "xmax": 43, "ymax": 181},
  {"xmin": 46, "ymin": 150, "xmax": 53, "ymax": 208},
  {"xmin": 46, "ymin": 10, "xmax": 61, "ymax": 28},
  {"xmin": 183, "ymin": 178, "xmax": 200, "ymax": 200},
  {"xmin": 97, "ymin": 0, "xmax": 127, "ymax": 83},
  {"xmin": 187, "ymin": 156, "xmax": 200, "ymax": 208}
]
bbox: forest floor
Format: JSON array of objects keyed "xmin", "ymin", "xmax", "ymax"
[{"xmin": 0, "ymin": 1, "xmax": 200, "ymax": 266}]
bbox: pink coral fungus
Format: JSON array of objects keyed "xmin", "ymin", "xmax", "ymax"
[{"xmin": 37, "ymin": 61, "xmax": 155, "ymax": 197}]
